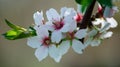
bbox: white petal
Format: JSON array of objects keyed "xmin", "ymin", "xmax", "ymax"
[
  {"xmin": 35, "ymin": 46, "xmax": 48, "ymax": 61},
  {"xmin": 33, "ymin": 11, "xmax": 44, "ymax": 25},
  {"xmin": 59, "ymin": 40, "xmax": 70, "ymax": 55},
  {"xmin": 68, "ymin": 20, "xmax": 77, "ymax": 32},
  {"xmin": 60, "ymin": 7, "xmax": 67, "ymax": 17},
  {"xmin": 64, "ymin": 13, "xmax": 75, "ymax": 24},
  {"xmin": 46, "ymin": 8, "xmax": 60, "ymax": 22},
  {"xmin": 88, "ymin": 29, "xmax": 98, "ymax": 37},
  {"xmin": 60, "ymin": 23, "xmax": 70, "ymax": 32},
  {"xmin": 27, "ymin": 36, "xmax": 42, "ymax": 48},
  {"xmin": 64, "ymin": 8, "xmax": 76, "ymax": 17},
  {"xmin": 104, "ymin": 6, "xmax": 119, "ymax": 17},
  {"xmin": 104, "ymin": 6, "xmax": 112, "ymax": 17},
  {"xmin": 42, "ymin": 22, "xmax": 54, "ymax": 31},
  {"xmin": 45, "ymin": 25, "xmax": 54, "ymax": 31},
  {"xmin": 92, "ymin": 18, "xmax": 104, "ymax": 25},
  {"xmin": 63, "ymin": 16, "xmax": 72, "ymax": 24},
  {"xmin": 91, "ymin": 39, "xmax": 101, "ymax": 47},
  {"xmin": 100, "ymin": 31, "xmax": 113, "ymax": 39},
  {"xmin": 72, "ymin": 39, "xmax": 85, "ymax": 54},
  {"xmin": 75, "ymin": 29, "xmax": 87, "ymax": 39},
  {"xmin": 84, "ymin": 37, "xmax": 93, "ymax": 47},
  {"xmin": 62, "ymin": 13, "xmax": 76, "ymax": 32},
  {"xmin": 35, "ymin": 26, "xmax": 49, "ymax": 37},
  {"xmin": 106, "ymin": 17, "xmax": 118, "ymax": 28},
  {"xmin": 49, "ymin": 45, "xmax": 62, "ymax": 62},
  {"xmin": 45, "ymin": 21, "xmax": 55, "ymax": 31},
  {"xmin": 100, "ymin": 22, "xmax": 110, "ymax": 33},
  {"xmin": 51, "ymin": 31, "xmax": 62, "ymax": 43},
  {"xmin": 112, "ymin": 6, "xmax": 119, "ymax": 13}
]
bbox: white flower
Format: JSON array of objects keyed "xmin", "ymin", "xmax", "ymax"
[
  {"xmin": 85, "ymin": 31, "xmax": 113, "ymax": 47},
  {"xmin": 46, "ymin": 7, "xmax": 77, "ymax": 43},
  {"xmin": 58, "ymin": 29, "xmax": 87, "ymax": 55},
  {"xmin": 85, "ymin": 29, "xmax": 113, "ymax": 47},
  {"xmin": 84, "ymin": 28, "xmax": 101, "ymax": 47},
  {"xmin": 92, "ymin": 17, "xmax": 118, "ymax": 33},
  {"xmin": 27, "ymin": 26, "xmax": 61, "ymax": 62}
]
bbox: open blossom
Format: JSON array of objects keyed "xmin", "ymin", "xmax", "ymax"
[
  {"xmin": 92, "ymin": 17, "xmax": 118, "ymax": 33},
  {"xmin": 59, "ymin": 29, "xmax": 87, "ymax": 55},
  {"xmin": 93, "ymin": 3, "xmax": 118, "ymax": 32},
  {"xmin": 27, "ymin": 26, "xmax": 61, "ymax": 62},
  {"xmin": 97, "ymin": 3, "xmax": 119, "ymax": 18},
  {"xmin": 85, "ymin": 27, "xmax": 113, "ymax": 47},
  {"xmin": 46, "ymin": 7, "xmax": 77, "ymax": 43},
  {"xmin": 58, "ymin": 23, "xmax": 87, "ymax": 55},
  {"xmin": 85, "ymin": 30, "xmax": 113, "ymax": 47}
]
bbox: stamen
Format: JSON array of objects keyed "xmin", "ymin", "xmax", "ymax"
[
  {"xmin": 53, "ymin": 20, "xmax": 64, "ymax": 30},
  {"xmin": 42, "ymin": 37, "xmax": 50, "ymax": 46}
]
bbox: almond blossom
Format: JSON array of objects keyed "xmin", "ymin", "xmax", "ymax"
[
  {"xmin": 85, "ymin": 24, "xmax": 114, "ymax": 47},
  {"xmin": 92, "ymin": 3, "xmax": 118, "ymax": 33},
  {"xmin": 59, "ymin": 29, "xmax": 87, "ymax": 55},
  {"xmin": 58, "ymin": 18, "xmax": 87, "ymax": 55},
  {"xmin": 46, "ymin": 7, "xmax": 77, "ymax": 43},
  {"xmin": 2, "ymin": 0, "xmax": 119, "ymax": 63},
  {"xmin": 85, "ymin": 29, "xmax": 113, "ymax": 47},
  {"xmin": 27, "ymin": 26, "xmax": 61, "ymax": 62}
]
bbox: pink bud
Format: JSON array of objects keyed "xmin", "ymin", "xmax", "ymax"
[
  {"xmin": 74, "ymin": 13, "xmax": 83, "ymax": 23},
  {"xmin": 98, "ymin": 3, "xmax": 102, "ymax": 13}
]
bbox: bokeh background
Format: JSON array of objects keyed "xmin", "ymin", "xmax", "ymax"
[{"xmin": 0, "ymin": 0, "xmax": 120, "ymax": 67}]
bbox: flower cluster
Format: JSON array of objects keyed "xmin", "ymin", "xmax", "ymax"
[
  {"xmin": 85, "ymin": 4, "xmax": 118, "ymax": 47},
  {"xmin": 27, "ymin": 7, "xmax": 87, "ymax": 62},
  {"xmin": 27, "ymin": 3, "xmax": 118, "ymax": 62},
  {"xmin": 2, "ymin": 0, "xmax": 119, "ymax": 63}
]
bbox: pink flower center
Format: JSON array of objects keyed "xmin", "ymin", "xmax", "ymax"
[
  {"xmin": 67, "ymin": 32, "xmax": 75, "ymax": 39},
  {"xmin": 74, "ymin": 13, "xmax": 83, "ymax": 23},
  {"xmin": 42, "ymin": 37, "xmax": 50, "ymax": 47},
  {"xmin": 53, "ymin": 20, "xmax": 64, "ymax": 30}
]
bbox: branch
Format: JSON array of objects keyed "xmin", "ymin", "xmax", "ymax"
[
  {"xmin": 79, "ymin": 0, "xmax": 96, "ymax": 29},
  {"xmin": 78, "ymin": 0, "xmax": 96, "ymax": 43}
]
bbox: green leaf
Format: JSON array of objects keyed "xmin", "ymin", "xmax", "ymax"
[
  {"xmin": 5, "ymin": 19, "xmax": 26, "ymax": 31},
  {"xmin": 75, "ymin": 0, "xmax": 93, "ymax": 12},
  {"xmin": 3, "ymin": 27, "xmax": 36, "ymax": 40},
  {"xmin": 97, "ymin": 0, "xmax": 113, "ymax": 7},
  {"xmin": 3, "ymin": 19, "xmax": 37, "ymax": 40}
]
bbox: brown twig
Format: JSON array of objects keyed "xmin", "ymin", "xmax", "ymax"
[{"xmin": 78, "ymin": 0, "xmax": 96, "ymax": 42}]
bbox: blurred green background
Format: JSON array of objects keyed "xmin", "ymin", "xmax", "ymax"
[{"xmin": 0, "ymin": 0, "xmax": 120, "ymax": 67}]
